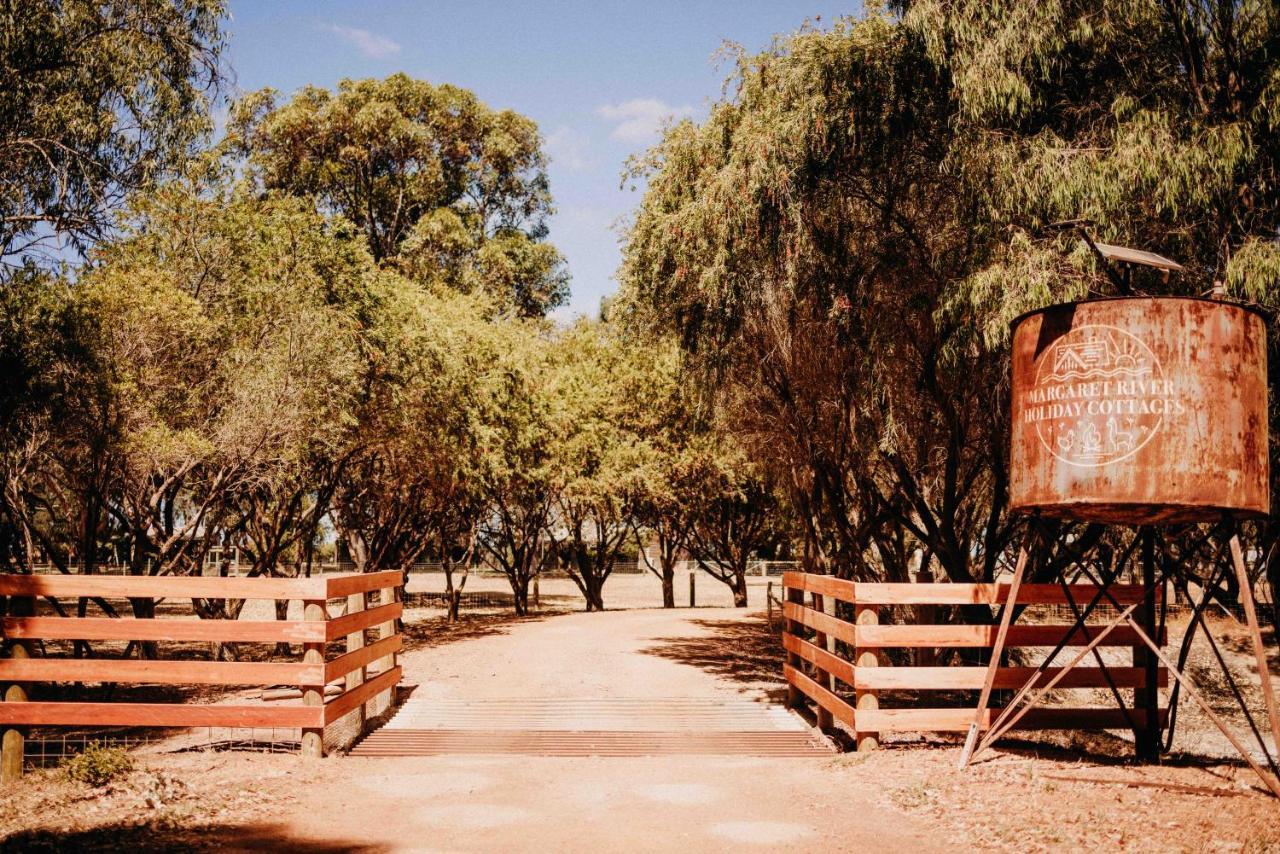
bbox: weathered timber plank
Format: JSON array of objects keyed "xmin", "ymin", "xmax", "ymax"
[
  {"xmin": 324, "ymin": 665, "xmax": 401, "ymax": 725},
  {"xmin": 0, "ymin": 573, "xmax": 323, "ymax": 600},
  {"xmin": 0, "ymin": 658, "xmax": 323, "ymax": 686},
  {"xmin": 325, "ymin": 635, "xmax": 402, "ymax": 683},
  {"xmin": 783, "ymin": 664, "xmax": 856, "ymax": 729},
  {"xmin": 850, "ymin": 582, "xmax": 1157, "ymax": 606},
  {"xmin": 782, "ymin": 632, "xmax": 854, "ymax": 687},
  {"xmin": 781, "ymin": 602, "xmax": 856, "ymax": 645},
  {"xmin": 854, "ymin": 623, "xmax": 1163, "ymax": 648},
  {"xmin": 0, "ymin": 701, "xmax": 323, "ymax": 728},
  {"xmin": 853, "ymin": 665, "xmax": 1168, "ymax": 691},
  {"xmin": 324, "ymin": 571, "xmax": 402, "ymax": 599},
  {"xmin": 324, "ymin": 601, "xmax": 402, "ymax": 642},
  {"xmin": 857, "ymin": 706, "xmax": 1167, "ymax": 732},
  {"xmin": 2, "ymin": 616, "xmax": 326, "ymax": 643},
  {"xmin": 780, "ymin": 572, "xmax": 856, "ymax": 604}
]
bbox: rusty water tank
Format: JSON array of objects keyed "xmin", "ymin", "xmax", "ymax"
[{"xmin": 1009, "ymin": 297, "xmax": 1269, "ymax": 524}]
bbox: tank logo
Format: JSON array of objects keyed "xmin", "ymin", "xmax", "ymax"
[{"xmin": 1023, "ymin": 324, "xmax": 1183, "ymax": 467}]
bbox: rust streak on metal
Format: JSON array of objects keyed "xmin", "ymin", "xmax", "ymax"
[{"xmin": 1009, "ymin": 296, "xmax": 1269, "ymax": 524}]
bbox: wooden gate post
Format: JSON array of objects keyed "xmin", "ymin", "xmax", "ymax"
[
  {"xmin": 301, "ymin": 599, "xmax": 326, "ymax": 758},
  {"xmin": 1, "ymin": 595, "xmax": 33, "ymax": 780},
  {"xmin": 810, "ymin": 592, "xmax": 833, "ymax": 732},
  {"xmin": 345, "ymin": 592, "xmax": 366, "ymax": 734},
  {"xmin": 784, "ymin": 583, "xmax": 805, "ymax": 708},
  {"xmin": 373, "ymin": 585, "xmax": 398, "ymax": 717},
  {"xmin": 854, "ymin": 604, "xmax": 880, "ymax": 752}
]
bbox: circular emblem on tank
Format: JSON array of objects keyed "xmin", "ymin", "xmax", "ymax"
[{"xmin": 1026, "ymin": 324, "xmax": 1180, "ymax": 468}]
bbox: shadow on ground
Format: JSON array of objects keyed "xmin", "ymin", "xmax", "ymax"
[
  {"xmin": 640, "ymin": 616, "xmax": 784, "ymax": 690},
  {"xmin": 1, "ymin": 822, "xmax": 387, "ymax": 853},
  {"xmin": 399, "ymin": 610, "xmax": 570, "ymax": 653}
]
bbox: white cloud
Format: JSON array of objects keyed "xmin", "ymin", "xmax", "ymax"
[
  {"xmin": 596, "ymin": 98, "xmax": 694, "ymax": 143},
  {"xmin": 544, "ymin": 125, "xmax": 593, "ymax": 171},
  {"xmin": 322, "ymin": 24, "xmax": 402, "ymax": 59}
]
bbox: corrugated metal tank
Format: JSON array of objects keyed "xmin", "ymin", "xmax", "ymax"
[{"xmin": 1009, "ymin": 297, "xmax": 1269, "ymax": 524}]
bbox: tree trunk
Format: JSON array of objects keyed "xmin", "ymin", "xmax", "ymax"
[
  {"xmin": 583, "ymin": 574, "xmax": 604, "ymax": 612},
  {"xmin": 731, "ymin": 572, "xmax": 748, "ymax": 608},
  {"xmin": 660, "ymin": 566, "xmax": 675, "ymax": 609},
  {"xmin": 273, "ymin": 598, "xmax": 293, "ymax": 657},
  {"xmin": 511, "ymin": 576, "xmax": 529, "ymax": 616},
  {"xmin": 444, "ymin": 559, "xmax": 463, "ymax": 622},
  {"xmin": 129, "ymin": 596, "xmax": 158, "ymax": 659}
]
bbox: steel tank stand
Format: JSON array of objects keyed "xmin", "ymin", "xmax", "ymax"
[{"xmin": 958, "ymin": 521, "xmax": 1280, "ymax": 799}]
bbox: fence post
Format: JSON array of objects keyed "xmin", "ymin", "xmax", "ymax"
[
  {"xmin": 346, "ymin": 591, "xmax": 366, "ymax": 734},
  {"xmin": 1, "ymin": 595, "xmax": 33, "ymax": 780},
  {"xmin": 810, "ymin": 591, "xmax": 834, "ymax": 732},
  {"xmin": 784, "ymin": 582, "xmax": 805, "ymax": 708},
  {"xmin": 855, "ymin": 604, "xmax": 881, "ymax": 752},
  {"xmin": 301, "ymin": 599, "xmax": 326, "ymax": 758},
  {"xmin": 373, "ymin": 584, "xmax": 398, "ymax": 717}
]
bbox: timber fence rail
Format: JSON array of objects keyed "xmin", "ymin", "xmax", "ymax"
[
  {"xmin": 0, "ymin": 570, "xmax": 403, "ymax": 777},
  {"xmin": 781, "ymin": 571, "xmax": 1167, "ymax": 751}
]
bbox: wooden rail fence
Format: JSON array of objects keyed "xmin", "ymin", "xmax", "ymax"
[
  {"xmin": 781, "ymin": 572, "xmax": 1167, "ymax": 751},
  {"xmin": 0, "ymin": 571, "xmax": 404, "ymax": 777}
]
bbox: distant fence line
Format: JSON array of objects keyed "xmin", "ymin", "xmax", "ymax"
[{"xmin": 24, "ymin": 559, "xmax": 800, "ymax": 579}]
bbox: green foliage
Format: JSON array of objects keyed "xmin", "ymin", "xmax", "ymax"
[
  {"xmin": 0, "ymin": 0, "xmax": 226, "ymax": 266},
  {"xmin": 904, "ymin": 0, "xmax": 1280, "ymax": 340},
  {"xmin": 63, "ymin": 742, "xmax": 134, "ymax": 788},
  {"xmin": 620, "ymin": 1, "xmax": 1280, "ymax": 590},
  {"xmin": 226, "ymin": 74, "xmax": 567, "ymax": 316}
]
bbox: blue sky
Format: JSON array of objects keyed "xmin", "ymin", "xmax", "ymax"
[{"xmin": 226, "ymin": 1, "xmax": 858, "ymax": 319}]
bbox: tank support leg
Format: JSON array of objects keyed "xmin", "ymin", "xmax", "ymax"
[
  {"xmin": 1134, "ymin": 527, "xmax": 1162, "ymax": 761},
  {"xmin": 1227, "ymin": 531, "xmax": 1280, "ymax": 767},
  {"xmin": 958, "ymin": 531, "xmax": 1033, "ymax": 768}
]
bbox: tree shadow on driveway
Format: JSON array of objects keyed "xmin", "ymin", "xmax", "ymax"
[
  {"xmin": 399, "ymin": 610, "xmax": 571, "ymax": 653},
  {"xmin": 639, "ymin": 616, "xmax": 786, "ymax": 696}
]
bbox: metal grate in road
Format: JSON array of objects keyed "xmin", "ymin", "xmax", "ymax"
[
  {"xmin": 349, "ymin": 695, "xmax": 831, "ymax": 757},
  {"xmin": 383, "ymin": 697, "xmax": 806, "ymax": 733},
  {"xmin": 349, "ymin": 729, "xmax": 830, "ymax": 757}
]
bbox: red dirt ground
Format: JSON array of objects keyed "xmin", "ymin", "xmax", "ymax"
[{"xmin": 1, "ymin": 606, "xmax": 1278, "ymax": 852}]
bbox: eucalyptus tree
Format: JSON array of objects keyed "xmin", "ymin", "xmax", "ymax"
[
  {"xmin": 332, "ymin": 284, "xmax": 495, "ymax": 613},
  {"xmin": 71, "ymin": 181, "xmax": 373, "ymax": 647},
  {"xmin": 0, "ymin": 270, "xmax": 89, "ymax": 575},
  {"xmin": 475, "ymin": 318, "xmax": 560, "ymax": 615},
  {"xmin": 622, "ymin": 2, "xmax": 1280, "ymax": 608},
  {"xmin": 626, "ymin": 337, "xmax": 699, "ymax": 608},
  {"xmin": 619, "ymin": 14, "xmax": 1010, "ymax": 586},
  {"xmin": 543, "ymin": 319, "xmax": 650, "ymax": 611},
  {"xmin": 684, "ymin": 439, "xmax": 781, "ymax": 608},
  {"xmin": 226, "ymin": 74, "xmax": 568, "ymax": 316},
  {"xmin": 0, "ymin": 0, "xmax": 226, "ymax": 268},
  {"xmin": 900, "ymin": 0, "xmax": 1280, "ymax": 616}
]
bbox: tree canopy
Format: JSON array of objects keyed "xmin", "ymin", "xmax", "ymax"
[
  {"xmin": 619, "ymin": 1, "xmax": 1280, "ymax": 605},
  {"xmin": 0, "ymin": 0, "xmax": 226, "ymax": 268},
  {"xmin": 227, "ymin": 74, "xmax": 568, "ymax": 316}
]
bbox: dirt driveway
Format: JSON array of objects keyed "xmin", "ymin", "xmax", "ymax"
[
  {"xmin": 281, "ymin": 608, "xmax": 937, "ymax": 853},
  {"xmin": 3, "ymin": 607, "xmax": 1278, "ymax": 852}
]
